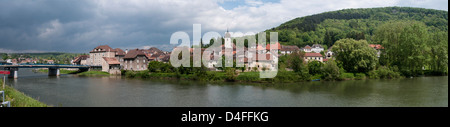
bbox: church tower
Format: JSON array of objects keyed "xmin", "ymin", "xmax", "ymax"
[{"xmin": 224, "ymin": 29, "xmax": 232, "ymax": 49}]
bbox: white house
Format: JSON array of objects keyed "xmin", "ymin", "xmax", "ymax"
[{"xmin": 311, "ymin": 44, "xmax": 324, "ymax": 53}]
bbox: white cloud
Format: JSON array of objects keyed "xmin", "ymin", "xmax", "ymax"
[{"xmin": 38, "ymin": 19, "xmax": 63, "ymax": 39}]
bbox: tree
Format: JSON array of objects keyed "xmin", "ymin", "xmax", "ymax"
[
  {"xmin": 308, "ymin": 61, "xmax": 323, "ymax": 75},
  {"xmin": 428, "ymin": 31, "xmax": 448, "ymax": 74},
  {"xmin": 1, "ymin": 54, "xmax": 9, "ymax": 60},
  {"xmin": 332, "ymin": 38, "xmax": 378, "ymax": 73},
  {"xmin": 322, "ymin": 60, "xmax": 340, "ymax": 81},
  {"xmin": 374, "ymin": 21, "xmax": 431, "ymax": 76},
  {"xmin": 287, "ymin": 51, "xmax": 306, "ymax": 72}
]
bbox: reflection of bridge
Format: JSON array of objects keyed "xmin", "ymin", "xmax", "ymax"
[{"xmin": 0, "ymin": 64, "xmax": 100, "ymax": 79}]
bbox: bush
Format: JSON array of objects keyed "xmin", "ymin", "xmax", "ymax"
[
  {"xmin": 368, "ymin": 66, "xmax": 401, "ymax": 79},
  {"xmin": 135, "ymin": 70, "xmax": 150, "ymax": 78},
  {"xmin": 322, "ymin": 60, "xmax": 341, "ymax": 81},
  {"xmin": 340, "ymin": 73, "xmax": 354, "ymax": 80},
  {"xmin": 308, "ymin": 61, "xmax": 323, "ymax": 75},
  {"xmin": 355, "ymin": 73, "xmax": 366, "ymax": 80},
  {"xmin": 225, "ymin": 68, "xmax": 238, "ymax": 81},
  {"xmin": 125, "ymin": 71, "xmax": 136, "ymax": 78}
]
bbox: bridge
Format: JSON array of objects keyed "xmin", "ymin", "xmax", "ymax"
[{"xmin": 0, "ymin": 64, "xmax": 101, "ymax": 79}]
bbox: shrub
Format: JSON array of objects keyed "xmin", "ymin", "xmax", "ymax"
[
  {"xmin": 322, "ymin": 60, "xmax": 341, "ymax": 81},
  {"xmin": 125, "ymin": 71, "xmax": 136, "ymax": 78},
  {"xmin": 225, "ymin": 68, "xmax": 238, "ymax": 81},
  {"xmin": 355, "ymin": 73, "xmax": 366, "ymax": 80},
  {"xmin": 368, "ymin": 66, "xmax": 401, "ymax": 79},
  {"xmin": 340, "ymin": 73, "xmax": 354, "ymax": 80}
]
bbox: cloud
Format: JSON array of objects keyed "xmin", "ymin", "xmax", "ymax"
[{"xmin": 0, "ymin": 0, "xmax": 447, "ymax": 53}]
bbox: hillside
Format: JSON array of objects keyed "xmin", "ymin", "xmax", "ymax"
[{"xmin": 265, "ymin": 7, "xmax": 448, "ymax": 48}]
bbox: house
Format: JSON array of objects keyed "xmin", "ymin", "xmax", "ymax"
[
  {"xmin": 102, "ymin": 57, "xmax": 121, "ymax": 75},
  {"xmin": 304, "ymin": 53, "xmax": 323, "ymax": 62},
  {"xmin": 302, "ymin": 45, "xmax": 312, "ymax": 52},
  {"xmin": 311, "ymin": 44, "xmax": 324, "ymax": 53},
  {"xmin": 123, "ymin": 49, "xmax": 150, "ymax": 71},
  {"xmin": 47, "ymin": 60, "xmax": 54, "ymax": 64},
  {"xmin": 248, "ymin": 53, "xmax": 278, "ymax": 71},
  {"xmin": 114, "ymin": 48, "xmax": 126, "ymax": 66},
  {"xmin": 369, "ymin": 44, "xmax": 384, "ymax": 58},
  {"xmin": 72, "ymin": 55, "xmax": 89, "ymax": 65},
  {"xmin": 266, "ymin": 42, "xmax": 281, "ymax": 52},
  {"xmin": 280, "ymin": 45, "xmax": 300, "ymax": 55},
  {"xmin": 326, "ymin": 46, "xmax": 333, "ymax": 59},
  {"xmin": 87, "ymin": 45, "xmax": 117, "ymax": 66}
]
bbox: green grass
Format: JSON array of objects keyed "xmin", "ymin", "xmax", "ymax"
[
  {"xmin": 78, "ymin": 71, "xmax": 110, "ymax": 76},
  {"xmin": 1, "ymin": 80, "xmax": 48, "ymax": 107}
]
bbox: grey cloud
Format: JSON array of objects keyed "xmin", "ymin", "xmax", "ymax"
[{"xmin": 0, "ymin": 0, "xmax": 447, "ymax": 53}]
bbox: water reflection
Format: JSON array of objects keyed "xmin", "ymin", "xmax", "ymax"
[{"xmin": 5, "ymin": 68, "xmax": 448, "ymax": 107}]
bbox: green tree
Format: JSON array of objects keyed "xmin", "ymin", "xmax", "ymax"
[
  {"xmin": 322, "ymin": 60, "xmax": 341, "ymax": 81},
  {"xmin": 287, "ymin": 51, "xmax": 306, "ymax": 72},
  {"xmin": 374, "ymin": 21, "xmax": 431, "ymax": 76},
  {"xmin": 308, "ymin": 61, "xmax": 323, "ymax": 75},
  {"xmin": 428, "ymin": 31, "xmax": 448, "ymax": 75},
  {"xmin": 332, "ymin": 38, "xmax": 378, "ymax": 73}
]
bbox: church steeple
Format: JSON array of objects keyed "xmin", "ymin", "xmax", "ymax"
[{"xmin": 225, "ymin": 28, "xmax": 231, "ymax": 38}]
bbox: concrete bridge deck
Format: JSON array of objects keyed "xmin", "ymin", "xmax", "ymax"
[{"xmin": 0, "ymin": 64, "xmax": 101, "ymax": 79}]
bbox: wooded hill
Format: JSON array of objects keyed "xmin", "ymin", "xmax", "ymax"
[{"xmin": 265, "ymin": 7, "xmax": 448, "ymax": 48}]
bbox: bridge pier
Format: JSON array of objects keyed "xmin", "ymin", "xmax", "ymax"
[
  {"xmin": 48, "ymin": 68, "xmax": 60, "ymax": 76},
  {"xmin": 8, "ymin": 68, "xmax": 18, "ymax": 79}
]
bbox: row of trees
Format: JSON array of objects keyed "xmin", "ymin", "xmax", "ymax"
[
  {"xmin": 278, "ymin": 20, "xmax": 447, "ymax": 80},
  {"xmin": 374, "ymin": 21, "xmax": 448, "ymax": 76}
]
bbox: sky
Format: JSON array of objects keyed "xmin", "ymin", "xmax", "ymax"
[{"xmin": 0, "ymin": 0, "xmax": 448, "ymax": 53}]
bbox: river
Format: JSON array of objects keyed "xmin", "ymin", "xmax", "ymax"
[{"xmin": 4, "ymin": 69, "xmax": 448, "ymax": 107}]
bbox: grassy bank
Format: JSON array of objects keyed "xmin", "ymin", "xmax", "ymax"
[
  {"xmin": 122, "ymin": 70, "xmax": 318, "ymax": 83},
  {"xmin": 1, "ymin": 80, "xmax": 48, "ymax": 107},
  {"xmin": 77, "ymin": 71, "xmax": 110, "ymax": 76}
]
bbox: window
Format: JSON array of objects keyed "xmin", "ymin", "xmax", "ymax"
[{"xmin": 137, "ymin": 60, "xmax": 139, "ymax": 63}]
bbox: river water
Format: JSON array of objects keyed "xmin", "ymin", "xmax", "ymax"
[{"xmin": 4, "ymin": 69, "xmax": 448, "ymax": 107}]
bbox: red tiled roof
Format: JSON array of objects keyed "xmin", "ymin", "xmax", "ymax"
[
  {"xmin": 256, "ymin": 45, "xmax": 265, "ymax": 50},
  {"xmin": 369, "ymin": 44, "xmax": 384, "ymax": 50},
  {"xmin": 281, "ymin": 45, "xmax": 300, "ymax": 51},
  {"xmin": 323, "ymin": 59, "xmax": 329, "ymax": 62},
  {"xmin": 90, "ymin": 45, "xmax": 113, "ymax": 53},
  {"xmin": 266, "ymin": 42, "xmax": 281, "ymax": 50},
  {"xmin": 304, "ymin": 45, "xmax": 312, "ymax": 49},
  {"xmin": 124, "ymin": 49, "xmax": 147, "ymax": 59},
  {"xmin": 103, "ymin": 57, "xmax": 120, "ymax": 65},
  {"xmin": 114, "ymin": 48, "xmax": 126, "ymax": 56},
  {"xmin": 305, "ymin": 53, "xmax": 322, "ymax": 57},
  {"xmin": 73, "ymin": 55, "xmax": 89, "ymax": 63}
]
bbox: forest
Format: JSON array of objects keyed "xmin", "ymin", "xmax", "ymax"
[{"xmin": 265, "ymin": 7, "xmax": 448, "ymax": 48}]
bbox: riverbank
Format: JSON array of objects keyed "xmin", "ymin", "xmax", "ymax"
[
  {"xmin": 121, "ymin": 70, "xmax": 381, "ymax": 83},
  {"xmin": 1, "ymin": 79, "xmax": 48, "ymax": 107}
]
